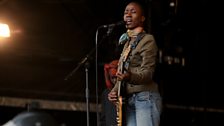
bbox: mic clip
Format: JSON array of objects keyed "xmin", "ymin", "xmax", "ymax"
[{"xmin": 106, "ymin": 26, "xmax": 114, "ymax": 36}]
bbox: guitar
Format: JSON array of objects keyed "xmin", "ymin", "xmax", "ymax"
[{"xmin": 116, "ymin": 45, "xmax": 131, "ymax": 126}]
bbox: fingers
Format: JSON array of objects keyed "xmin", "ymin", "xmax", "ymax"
[
  {"xmin": 108, "ymin": 91, "xmax": 118, "ymax": 104},
  {"xmin": 116, "ymin": 72, "xmax": 130, "ymax": 81},
  {"xmin": 116, "ymin": 72, "xmax": 123, "ymax": 81}
]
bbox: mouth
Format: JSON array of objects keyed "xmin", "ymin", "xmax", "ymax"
[{"xmin": 125, "ymin": 19, "xmax": 132, "ymax": 25}]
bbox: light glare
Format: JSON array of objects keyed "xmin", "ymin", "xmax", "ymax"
[{"xmin": 0, "ymin": 23, "xmax": 10, "ymax": 38}]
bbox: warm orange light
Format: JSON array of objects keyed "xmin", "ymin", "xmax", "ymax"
[{"xmin": 0, "ymin": 23, "xmax": 10, "ymax": 38}]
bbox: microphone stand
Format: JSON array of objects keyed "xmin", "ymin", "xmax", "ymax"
[
  {"xmin": 84, "ymin": 60, "xmax": 90, "ymax": 126},
  {"xmin": 64, "ymin": 49, "xmax": 94, "ymax": 126},
  {"xmin": 95, "ymin": 26, "xmax": 114, "ymax": 126},
  {"xmin": 64, "ymin": 26, "xmax": 109, "ymax": 126}
]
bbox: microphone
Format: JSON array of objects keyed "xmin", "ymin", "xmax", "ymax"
[
  {"xmin": 99, "ymin": 21, "xmax": 125, "ymax": 35},
  {"xmin": 99, "ymin": 20, "xmax": 125, "ymax": 28}
]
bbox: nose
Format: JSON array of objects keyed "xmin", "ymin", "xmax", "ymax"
[
  {"xmin": 124, "ymin": 13, "xmax": 131, "ymax": 21},
  {"xmin": 125, "ymin": 11, "xmax": 132, "ymax": 16}
]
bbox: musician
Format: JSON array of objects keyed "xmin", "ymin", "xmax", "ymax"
[
  {"xmin": 100, "ymin": 60, "xmax": 118, "ymax": 126},
  {"xmin": 108, "ymin": 1, "xmax": 162, "ymax": 126}
]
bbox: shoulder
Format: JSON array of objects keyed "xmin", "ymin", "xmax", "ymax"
[
  {"xmin": 142, "ymin": 33, "xmax": 155, "ymax": 42},
  {"xmin": 138, "ymin": 33, "xmax": 158, "ymax": 51},
  {"xmin": 139, "ymin": 33, "xmax": 156, "ymax": 46}
]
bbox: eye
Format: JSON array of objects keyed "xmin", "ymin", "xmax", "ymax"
[
  {"xmin": 124, "ymin": 10, "xmax": 128, "ymax": 15},
  {"xmin": 131, "ymin": 10, "xmax": 136, "ymax": 13}
]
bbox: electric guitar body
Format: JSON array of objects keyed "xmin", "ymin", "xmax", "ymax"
[{"xmin": 117, "ymin": 81, "xmax": 126, "ymax": 126}]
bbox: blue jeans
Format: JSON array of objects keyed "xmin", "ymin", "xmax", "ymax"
[{"xmin": 126, "ymin": 91, "xmax": 162, "ymax": 126}]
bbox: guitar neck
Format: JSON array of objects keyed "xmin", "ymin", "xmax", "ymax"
[{"xmin": 117, "ymin": 60, "xmax": 124, "ymax": 97}]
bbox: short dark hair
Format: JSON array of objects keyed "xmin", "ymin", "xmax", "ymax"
[{"xmin": 124, "ymin": 0, "xmax": 148, "ymax": 16}]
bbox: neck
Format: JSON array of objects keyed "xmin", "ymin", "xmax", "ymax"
[{"xmin": 127, "ymin": 27, "xmax": 144, "ymax": 38}]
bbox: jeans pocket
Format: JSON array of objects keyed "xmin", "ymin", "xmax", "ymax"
[{"xmin": 136, "ymin": 91, "xmax": 150, "ymax": 101}]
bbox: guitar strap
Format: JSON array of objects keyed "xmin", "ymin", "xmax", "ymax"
[{"xmin": 122, "ymin": 32, "xmax": 146, "ymax": 71}]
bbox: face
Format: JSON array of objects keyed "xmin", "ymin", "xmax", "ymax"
[{"xmin": 124, "ymin": 2, "xmax": 145, "ymax": 30}]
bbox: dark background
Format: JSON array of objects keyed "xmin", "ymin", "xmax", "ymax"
[{"xmin": 0, "ymin": 0, "xmax": 214, "ymax": 126}]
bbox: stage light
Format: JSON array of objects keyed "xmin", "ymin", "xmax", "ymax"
[{"xmin": 0, "ymin": 23, "xmax": 10, "ymax": 38}]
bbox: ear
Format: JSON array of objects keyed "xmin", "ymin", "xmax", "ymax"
[{"xmin": 141, "ymin": 16, "xmax": 145, "ymax": 22}]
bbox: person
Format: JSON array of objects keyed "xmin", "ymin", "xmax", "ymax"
[
  {"xmin": 108, "ymin": 1, "xmax": 162, "ymax": 126},
  {"xmin": 100, "ymin": 60, "xmax": 119, "ymax": 126}
]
